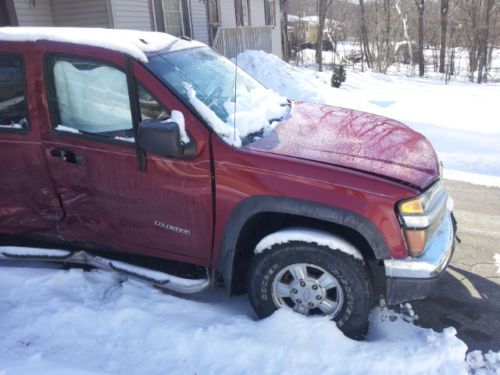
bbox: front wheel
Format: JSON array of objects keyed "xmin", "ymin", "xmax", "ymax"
[{"xmin": 247, "ymin": 242, "xmax": 373, "ymax": 338}]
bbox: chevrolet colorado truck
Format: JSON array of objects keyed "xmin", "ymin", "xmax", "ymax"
[{"xmin": 0, "ymin": 28, "xmax": 456, "ymax": 337}]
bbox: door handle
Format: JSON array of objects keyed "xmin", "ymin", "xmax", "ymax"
[{"xmin": 50, "ymin": 148, "xmax": 84, "ymax": 165}]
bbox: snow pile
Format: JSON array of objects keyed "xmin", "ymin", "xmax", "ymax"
[
  {"xmin": 0, "ymin": 27, "xmax": 204, "ymax": 63},
  {"xmin": 235, "ymin": 50, "xmax": 337, "ymax": 104},
  {"xmin": 467, "ymin": 350, "xmax": 500, "ymax": 375},
  {"xmin": 0, "ymin": 266, "xmax": 479, "ymax": 375},
  {"xmin": 235, "ymin": 50, "xmax": 500, "ymax": 186},
  {"xmin": 185, "ymin": 83, "xmax": 288, "ymax": 147}
]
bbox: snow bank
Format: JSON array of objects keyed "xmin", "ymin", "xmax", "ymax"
[
  {"xmin": 467, "ymin": 350, "xmax": 500, "ymax": 375},
  {"xmin": 0, "ymin": 266, "xmax": 479, "ymax": 375},
  {"xmin": 235, "ymin": 50, "xmax": 338, "ymax": 104},
  {"xmin": 235, "ymin": 50, "xmax": 500, "ymax": 184},
  {"xmin": 0, "ymin": 27, "xmax": 204, "ymax": 63},
  {"xmin": 444, "ymin": 170, "xmax": 500, "ymax": 188}
]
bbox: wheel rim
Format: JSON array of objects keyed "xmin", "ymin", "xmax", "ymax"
[{"xmin": 271, "ymin": 263, "xmax": 344, "ymax": 318}]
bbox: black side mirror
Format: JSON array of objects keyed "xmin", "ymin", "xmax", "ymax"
[{"xmin": 138, "ymin": 119, "xmax": 194, "ymax": 159}]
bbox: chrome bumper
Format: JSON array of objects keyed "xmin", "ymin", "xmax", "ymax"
[{"xmin": 384, "ymin": 211, "xmax": 455, "ymax": 279}]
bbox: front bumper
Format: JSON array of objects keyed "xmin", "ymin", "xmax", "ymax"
[{"xmin": 384, "ymin": 211, "xmax": 456, "ymax": 305}]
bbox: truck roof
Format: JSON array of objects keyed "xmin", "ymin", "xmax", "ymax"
[{"xmin": 0, "ymin": 27, "xmax": 204, "ymax": 62}]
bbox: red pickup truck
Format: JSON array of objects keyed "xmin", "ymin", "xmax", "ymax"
[{"xmin": 0, "ymin": 28, "xmax": 456, "ymax": 337}]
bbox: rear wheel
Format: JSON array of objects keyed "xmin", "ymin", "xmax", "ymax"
[{"xmin": 247, "ymin": 242, "xmax": 373, "ymax": 338}]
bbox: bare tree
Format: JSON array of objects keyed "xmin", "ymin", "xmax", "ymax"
[
  {"xmin": 439, "ymin": 0, "xmax": 450, "ymax": 73},
  {"xmin": 477, "ymin": 0, "xmax": 495, "ymax": 82},
  {"xmin": 315, "ymin": 0, "xmax": 333, "ymax": 71},
  {"xmin": 384, "ymin": 0, "xmax": 392, "ymax": 65},
  {"xmin": 395, "ymin": 0, "xmax": 414, "ymax": 66},
  {"xmin": 415, "ymin": 0, "xmax": 425, "ymax": 76},
  {"xmin": 359, "ymin": 0, "xmax": 372, "ymax": 68},
  {"xmin": 281, "ymin": 0, "xmax": 290, "ymax": 62}
]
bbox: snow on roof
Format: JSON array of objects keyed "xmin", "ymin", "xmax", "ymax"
[{"xmin": 0, "ymin": 27, "xmax": 205, "ymax": 62}]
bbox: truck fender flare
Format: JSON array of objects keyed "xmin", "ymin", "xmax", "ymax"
[{"xmin": 217, "ymin": 195, "xmax": 391, "ymax": 293}]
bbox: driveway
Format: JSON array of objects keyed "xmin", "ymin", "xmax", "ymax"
[{"xmin": 411, "ymin": 179, "xmax": 500, "ymax": 352}]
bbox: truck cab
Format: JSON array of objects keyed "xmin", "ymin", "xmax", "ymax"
[{"xmin": 0, "ymin": 27, "xmax": 456, "ymax": 337}]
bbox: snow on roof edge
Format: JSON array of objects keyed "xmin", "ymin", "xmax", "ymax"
[{"xmin": 0, "ymin": 27, "xmax": 205, "ymax": 62}]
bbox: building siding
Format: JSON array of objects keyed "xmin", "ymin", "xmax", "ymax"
[
  {"xmin": 271, "ymin": 0, "xmax": 281, "ymax": 57},
  {"xmin": 51, "ymin": 0, "xmax": 109, "ymax": 28},
  {"xmin": 190, "ymin": 0, "xmax": 209, "ymax": 44},
  {"xmin": 219, "ymin": 0, "xmax": 236, "ymax": 28},
  {"xmin": 112, "ymin": 0, "xmax": 152, "ymax": 31},
  {"xmin": 13, "ymin": 0, "xmax": 54, "ymax": 26},
  {"xmin": 250, "ymin": 0, "xmax": 265, "ymax": 27}
]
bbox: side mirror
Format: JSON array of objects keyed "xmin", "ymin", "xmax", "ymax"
[{"xmin": 138, "ymin": 119, "xmax": 195, "ymax": 159}]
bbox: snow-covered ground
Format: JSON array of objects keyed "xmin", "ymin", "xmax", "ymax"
[
  {"xmin": 236, "ymin": 50, "xmax": 500, "ymax": 187},
  {"xmin": 1, "ymin": 265, "xmax": 499, "ymax": 375}
]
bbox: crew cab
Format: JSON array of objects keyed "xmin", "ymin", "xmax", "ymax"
[{"xmin": 0, "ymin": 28, "xmax": 456, "ymax": 337}]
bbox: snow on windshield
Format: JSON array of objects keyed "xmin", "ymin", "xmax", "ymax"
[
  {"xmin": 185, "ymin": 83, "xmax": 288, "ymax": 147},
  {"xmin": 147, "ymin": 47, "xmax": 290, "ymax": 147}
]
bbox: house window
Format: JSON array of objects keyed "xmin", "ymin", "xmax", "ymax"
[
  {"xmin": 163, "ymin": 0, "xmax": 192, "ymax": 37},
  {"xmin": 235, "ymin": 0, "xmax": 251, "ymax": 26},
  {"xmin": 264, "ymin": 0, "xmax": 276, "ymax": 26},
  {"xmin": 152, "ymin": 0, "xmax": 192, "ymax": 38}
]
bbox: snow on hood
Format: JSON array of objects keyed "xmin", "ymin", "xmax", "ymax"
[{"xmin": 0, "ymin": 27, "xmax": 205, "ymax": 62}]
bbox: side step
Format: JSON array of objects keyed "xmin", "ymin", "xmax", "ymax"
[{"xmin": 0, "ymin": 247, "xmax": 210, "ymax": 294}]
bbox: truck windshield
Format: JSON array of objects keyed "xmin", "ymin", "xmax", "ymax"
[{"xmin": 145, "ymin": 47, "xmax": 290, "ymax": 147}]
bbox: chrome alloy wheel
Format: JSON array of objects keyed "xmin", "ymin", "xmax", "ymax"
[{"xmin": 271, "ymin": 263, "xmax": 344, "ymax": 317}]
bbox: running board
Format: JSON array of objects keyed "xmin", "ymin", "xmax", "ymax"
[{"xmin": 0, "ymin": 247, "xmax": 210, "ymax": 294}]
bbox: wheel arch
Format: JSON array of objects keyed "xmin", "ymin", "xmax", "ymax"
[{"xmin": 217, "ymin": 195, "xmax": 391, "ymax": 295}]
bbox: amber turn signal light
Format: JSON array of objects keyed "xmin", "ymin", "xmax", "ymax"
[{"xmin": 404, "ymin": 229, "xmax": 427, "ymax": 257}]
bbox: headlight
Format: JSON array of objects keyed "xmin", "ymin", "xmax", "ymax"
[{"xmin": 398, "ymin": 181, "xmax": 448, "ymax": 257}]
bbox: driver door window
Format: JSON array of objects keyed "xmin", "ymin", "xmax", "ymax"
[{"xmin": 49, "ymin": 57, "xmax": 134, "ymax": 141}]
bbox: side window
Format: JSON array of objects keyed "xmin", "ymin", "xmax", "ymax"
[
  {"xmin": 138, "ymin": 84, "xmax": 170, "ymax": 122},
  {"xmin": 49, "ymin": 57, "xmax": 134, "ymax": 141},
  {"xmin": 0, "ymin": 54, "xmax": 28, "ymax": 131}
]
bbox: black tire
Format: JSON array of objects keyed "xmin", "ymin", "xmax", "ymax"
[{"xmin": 247, "ymin": 242, "xmax": 373, "ymax": 339}]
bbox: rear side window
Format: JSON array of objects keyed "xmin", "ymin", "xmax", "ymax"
[
  {"xmin": 0, "ymin": 54, "xmax": 28, "ymax": 131},
  {"xmin": 49, "ymin": 57, "xmax": 133, "ymax": 140}
]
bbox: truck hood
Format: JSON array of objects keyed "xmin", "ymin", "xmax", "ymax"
[{"xmin": 247, "ymin": 102, "xmax": 439, "ymax": 189}]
